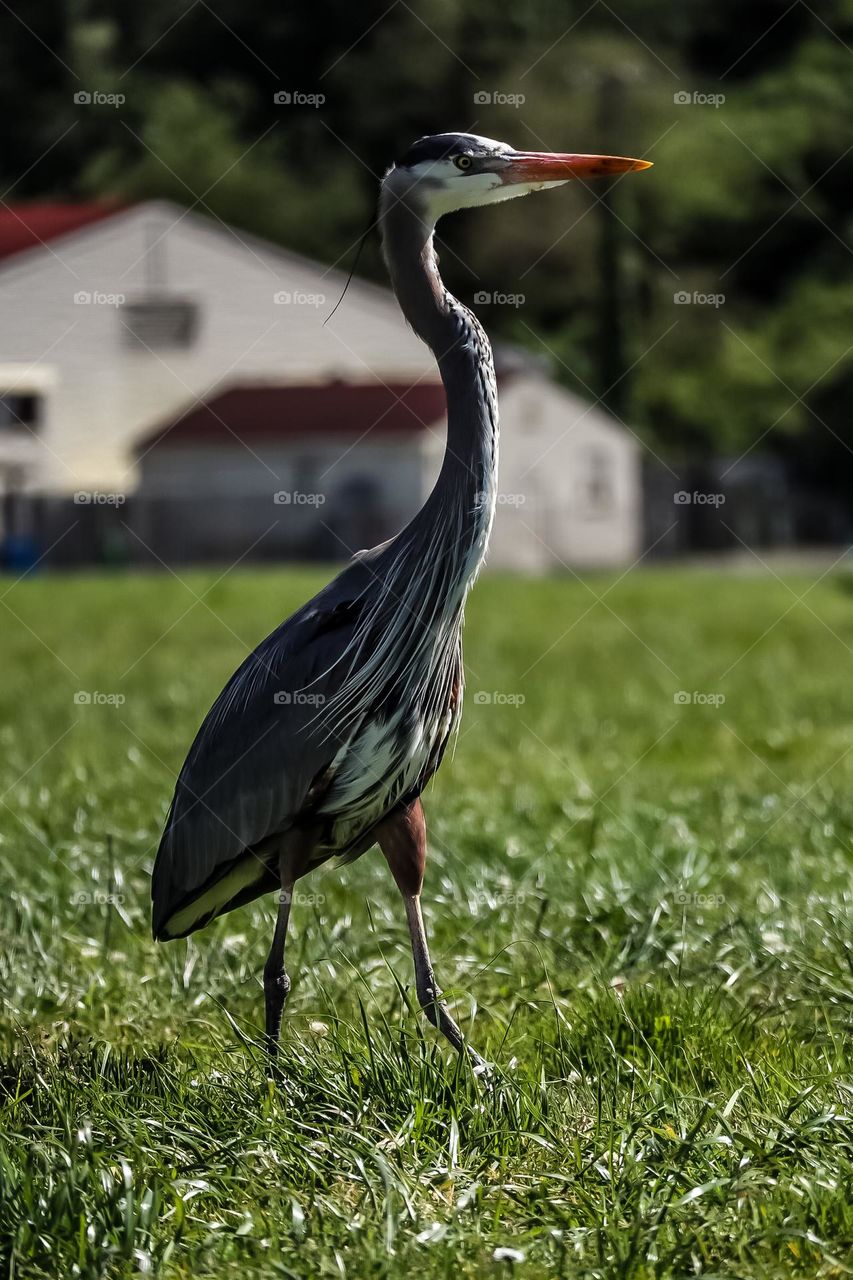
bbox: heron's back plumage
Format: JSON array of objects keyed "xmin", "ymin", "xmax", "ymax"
[
  {"xmin": 150, "ymin": 511, "xmax": 474, "ymax": 939},
  {"xmin": 151, "ymin": 560, "xmax": 370, "ymax": 939}
]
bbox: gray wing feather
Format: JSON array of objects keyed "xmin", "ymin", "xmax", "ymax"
[{"xmin": 151, "ymin": 557, "xmax": 378, "ymax": 936}]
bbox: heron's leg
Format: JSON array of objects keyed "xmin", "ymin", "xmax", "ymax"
[
  {"xmin": 376, "ymin": 800, "xmax": 487, "ymax": 1071},
  {"xmin": 263, "ymin": 828, "xmax": 314, "ymax": 1057}
]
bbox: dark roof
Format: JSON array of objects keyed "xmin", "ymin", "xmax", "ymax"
[
  {"xmin": 0, "ymin": 202, "xmax": 127, "ymax": 263},
  {"xmin": 138, "ymin": 382, "xmax": 448, "ymax": 452}
]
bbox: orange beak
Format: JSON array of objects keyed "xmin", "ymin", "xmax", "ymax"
[{"xmin": 501, "ymin": 151, "xmax": 653, "ymax": 184}]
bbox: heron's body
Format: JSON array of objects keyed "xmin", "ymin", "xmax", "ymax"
[
  {"xmin": 152, "ymin": 300, "xmax": 497, "ymax": 943},
  {"xmin": 151, "ymin": 132, "xmax": 650, "ymax": 1063}
]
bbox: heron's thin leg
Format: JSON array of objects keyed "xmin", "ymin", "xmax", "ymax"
[
  {"xmin": 263, "ymin": 869, "xmax": 295, "ymax": 1057},
  {"xmin": 376, "ymin": 800, "xmax": 487, "ymax": 1071},
  {"xmin": 263, "ymin": 828, "xmax": 316, "ymax": 1057}
]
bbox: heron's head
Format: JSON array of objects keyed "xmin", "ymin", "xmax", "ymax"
[{"xmin": 382, "ymin": 131, "xmax": 652, "ymax": 225}]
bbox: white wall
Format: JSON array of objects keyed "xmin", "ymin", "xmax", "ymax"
[
  {"xmin": 137, "ymin": 374, "xmax": 641, "ymax": 570},
  {"xmin": 0, "ymin": 204, "xmax": 434, "ymax": 493},
  {"xmin": 401, "ymin": 372, "xmax": 642, "ymax": 570},
  {"xmin": 485, "ymin": 374, "xmax": 642, "ymax": 570},
  {"xmin": 140, "ymin": 435, "xmax": 424, "ymax": 506}
]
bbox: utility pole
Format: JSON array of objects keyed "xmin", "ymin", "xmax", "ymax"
[{"xmin": 597, "ymin": 71, "xmax": 627, "ymax": 417}]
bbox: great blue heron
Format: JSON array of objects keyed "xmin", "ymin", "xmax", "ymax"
[{"xmin": 151, "ymin": 133, "xmax": 652, "ymax": 1068}]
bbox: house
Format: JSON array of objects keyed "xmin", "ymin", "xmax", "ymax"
[
  {"xmin": 133, "ymin": 381, "xmax": 448, "ymax": 562},
  {"xmin": 0, "ymin": 200, "xmax": 434, "ymax": 495},
  {"xmin": 0, "ymin": 200, "xmax": 642, "ymax": 571},
  {"xmin": 134, "ymin": 371, "xmax": 642, "ymax": 570}
]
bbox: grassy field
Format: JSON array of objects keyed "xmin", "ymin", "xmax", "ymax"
[{"xmin": 2, "ymin": 564, "xmax": 853, "ymax": 1278}]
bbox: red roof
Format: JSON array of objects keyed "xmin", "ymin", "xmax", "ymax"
[
  {"xmin": 139, "ymin": 382, "xmax": 448, "ymax": 451},
  {"xmin": 0, "ymin": 202, "xmax": 126, "ymax": 263}
]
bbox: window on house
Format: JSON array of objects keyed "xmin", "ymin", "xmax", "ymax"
[
  {"xmin": 578, "ymin": 446, "xmax": 614, "ymax": 516},
  {"xmin": 122, "ymin": 298, "xmax": 198, "ymax": 350},
  {"xmin": 0, "ymin": 392, "xmax": 41, "ymax": 430}
]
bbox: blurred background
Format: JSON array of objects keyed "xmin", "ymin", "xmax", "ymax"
[{"xmin": 0, "ymin": 0, "xmax": 851, "ymax": 571}]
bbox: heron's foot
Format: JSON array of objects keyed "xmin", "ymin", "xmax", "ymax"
[
  {"xmin": 417, "ymin": 985, "xmax": 493, "ymax": 1079},
  {"xmin": 466, "ymin": 1045, "xmax": 495, "ymax": 1081},
  {"xmin": 468, "ymin": 1048, "xmax": 490, "ymax": 1073}
]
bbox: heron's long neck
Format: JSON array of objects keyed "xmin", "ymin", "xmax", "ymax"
[
  {"xmin": 380, "ymin": 200, "xmax": 499, "ymax": 587},
  {"xmin": 318, "ymin": 202, "xmax": 497, "ymax": 737}
]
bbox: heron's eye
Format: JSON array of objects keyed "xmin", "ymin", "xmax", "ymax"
[{"xmin": 454, "ymin": 154, "xmax": 473, "ymax": 171}]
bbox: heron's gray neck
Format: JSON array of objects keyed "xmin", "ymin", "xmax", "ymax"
[
  {"xmin": 380, "ymin": 198, "xmax": 498, "ymax": 570},
  {"xmin": 315, "ymin": 198, "xmax": 498, "ymax": 739}
]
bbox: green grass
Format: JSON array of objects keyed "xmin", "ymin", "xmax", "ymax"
[{"xmin": 2, "ymin": 564, "xmax": 853, "ymax": 1278}]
